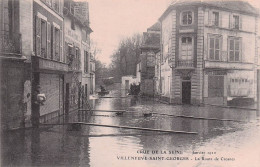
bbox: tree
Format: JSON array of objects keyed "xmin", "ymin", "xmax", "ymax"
[{"xmin": 110, "ymin": 33, "xmax": 143, "ymax": 80}]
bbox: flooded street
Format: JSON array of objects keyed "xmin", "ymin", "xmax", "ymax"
[{"xmin": 2, "ymin": 85, "xmax": 260, "ymax": 167}]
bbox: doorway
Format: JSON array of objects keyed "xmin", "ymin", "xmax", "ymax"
[{"xmin": 182, "ymin": 81, "xmax": 191, "ymax": 104}]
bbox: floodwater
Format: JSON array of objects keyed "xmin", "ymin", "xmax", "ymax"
[{"xmin": 2, "ymin": 86, "xmax": 260, "ymax": 167}]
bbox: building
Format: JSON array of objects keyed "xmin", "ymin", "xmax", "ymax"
[
  {"xmin": 0, "ymin": 0, "xmax": 93, "ymax": 130},
  {"xmin": 31, "ymin": 0, "xmax": 68, "ymax": 126},
  {"xmin": 63, "ymin": 0, "xmax": 93, "ymax": 115},
  {"xmin": 158, "ymin": 0, "xmax": 259, "ymax": 105},
  {"xmin": 0, "ymin": 0, "xmax": 33, "ymax": 130},
  {"xmin": 140, "ymin": 22, "xmax": 161, "ymax": 96}
]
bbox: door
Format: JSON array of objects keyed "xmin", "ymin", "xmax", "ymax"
[{"xmin": 182, "ymin": 81, "xmax": 191, "ymax": 104}]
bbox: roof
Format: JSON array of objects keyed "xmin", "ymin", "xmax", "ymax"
[
  {"xmin": 147, "ymin": 22, "xmax": 161, "ymax": 32},
  {"xmin": 141, "ymin": 32, "xmax": 160, "ymax": 50},
  {"xmin": 159, "ymin": 0, "xmax": 259, "ymax": 21}
]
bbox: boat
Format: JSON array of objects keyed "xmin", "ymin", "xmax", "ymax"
[{"xmin": 97, "ymin": 90, "xmax": 110, "ymax": 96}]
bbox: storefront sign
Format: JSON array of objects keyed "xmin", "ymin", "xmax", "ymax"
[
  {"xmin": 39, "ymin": 58, "xmax": 68, "ymax": 72},
  {"xmin": 32, "ymin": 56, "xmax": 68, "ymax": 72}
]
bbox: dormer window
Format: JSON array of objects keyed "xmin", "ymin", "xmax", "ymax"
[{"xmin": 181, "ymin": 11, "xmax": 193, "ymax": 25}]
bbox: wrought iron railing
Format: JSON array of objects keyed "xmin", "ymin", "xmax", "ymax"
[
  {"xmin": 176, "ymin": 60, "xmax": 194, "ymax": 68},
  {"xmin": 0, "ymin": 31, "xmax": 22, "ymax": 54}
]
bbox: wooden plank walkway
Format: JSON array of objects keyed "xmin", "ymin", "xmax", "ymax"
[{"xmin": 41, "ymin": 122, "xmax": 198, "ymax": 134}]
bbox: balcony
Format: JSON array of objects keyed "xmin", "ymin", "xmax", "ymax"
[
  {"xmin": 176, "ymin": 60, "xmax": 194, "ymax": 69},
  {"xmin": 0, "ymin": 31, "xmax": 22, "ymax": 55}
]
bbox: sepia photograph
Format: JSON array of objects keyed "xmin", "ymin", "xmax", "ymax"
[{"xmin": 0, "ymin": 0, "xmax": 260, "ymax": 166}]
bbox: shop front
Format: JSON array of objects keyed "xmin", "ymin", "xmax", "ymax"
[{"xmin": 32, "ymin": 56, "xmax": 68, "ymax": 126}]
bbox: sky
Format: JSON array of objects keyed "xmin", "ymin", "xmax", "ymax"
[{"xmin": 86, "ymin": 0, "xmax": 260, "ymax": 65}]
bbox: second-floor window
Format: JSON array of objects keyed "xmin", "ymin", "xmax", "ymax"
[
  {"xmin": 181, "ymin": 11, "xmax": 192, "ymax": 25},
  {"xmin": 54, "ymin": 27, "xmax": 60, "ymax": 61},
  {"xmin": 233, "ymin": 15, "xmax": 239, "ymax": 29},
  {"xmin": 180, "ymin": 37, "xmax": 193, "ymax": 60},
  {"xmin": 212, "ymin": 12, "xmax": 219, "ymax": 26},
  {"xmin": 41, "ymin": 20, "xmax": 47, "ymax": 58},
  {"xmin": 228, "ymin": 37, "xmax": 241, "ymax": 62},
  {"xmin": 209, "ymin": 35, "xmax": 221, "ymax": 61},
  {"xmin": 36, "ymin": 14, "xmax": 62, "ymax": 62}
]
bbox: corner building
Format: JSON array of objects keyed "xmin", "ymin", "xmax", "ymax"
[{"xmin": 159, "ymin": 0, "xmax": 259, "ymax": 105}]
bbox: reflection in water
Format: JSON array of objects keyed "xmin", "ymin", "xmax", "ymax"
[{"xmin": 2, "ymin": 86, "xmax": 260, "ymax": 167}]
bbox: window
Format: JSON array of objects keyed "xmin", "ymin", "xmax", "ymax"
[
  {"xmin": 209, "ymin": 35, "xmax": 221, "ymax": 60},
  {"xmin": 181, "ymin": 11, "xmax": 192, "ymax": 25},
  {"xmin": 212, "ymin": 12, "xmax": 219, "ymax": 26},
  {"xmin": 84, "ymin": 51, "xmax": 89, "ymax": 73},
  {"xmin": 54, "ymin": 27, "xmax": 60, "ymax": 61},
  {"xmin": 41, "ymin": 20, "xmax": 47, "ymax": 58},
  {"xmin": 75, "ymin": 48, "xmax": 80, "ymax": 70},
  {"xmin": 208, "ymin": 76, "xmax": 224, "ymax": 97},
  {"xmin": 233, "ymin": 15, "xmax": 239, "ymax": 29},
  {"xmin": 228, "ymin": 37, "xmax": 241, "ymax": 62},
  {"xmin": 180, "ymin": 37, "xmax": 193, "ymax": 60}
]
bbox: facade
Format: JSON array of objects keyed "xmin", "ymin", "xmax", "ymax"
[
  {"xmin": 140, "ymin": 22, "xmax": 161, "ymax": 96},
  {"xmin": 32, "ymin": 0, "xmax": 67, "ymax": 126},
  {"xmin": 0, "ymin": 0, "xmax": 93, "ymax": 130},
  {"xmin": 158, "ymin": 0, "xmax": 259, "ymax": 105},
  {"xmin": 63, "ymin": 0, "xmax": 93, "ymax": 113},
  {"xmin": 0, "ymin": 0, "xmax": 33, "ymax": 129}
]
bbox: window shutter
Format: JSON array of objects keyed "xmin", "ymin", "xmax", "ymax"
[
  {"xmin": 65, "ymin": 42, "xmax": 68, "ymax": 63},
  {"xmin": 239, "ymin": 15, "xmax": 242, "ymax": 30},
  {"xmin": 208, "ymin": 10, "xmax": 212, "ymax": 26},
  {"xmin": 229, "ymin": 13, "xmax": 233, "ymax": 29},
  {"xmin": 36, "ymin": 16, "xmax": 41, "ymax": 56},
  {"xmin": 52, "ymin": 25, "xmax": 55, "ymax": 60},
  {"xmin": 60, "ymin": 29, "xmax": 63, "ymax": 62},
  {"xmin": 79, "ymin": 49, "xmax": 81, "ymax": 70},
  {"xmin": 205, "ymin": 9, "xmax": 209, "ymax": 25},
  {"xmin": 47, "ymin": 22, "xmax": 51, "ymax": 59},
  {"xmin": 219, "ymin": 12, "xmax": 222, "ymax": 27}
]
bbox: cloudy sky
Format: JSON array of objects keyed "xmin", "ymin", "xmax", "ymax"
[{"xmin": 87, "ymin": 0, "xmax": 260, "ymax": 65}]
